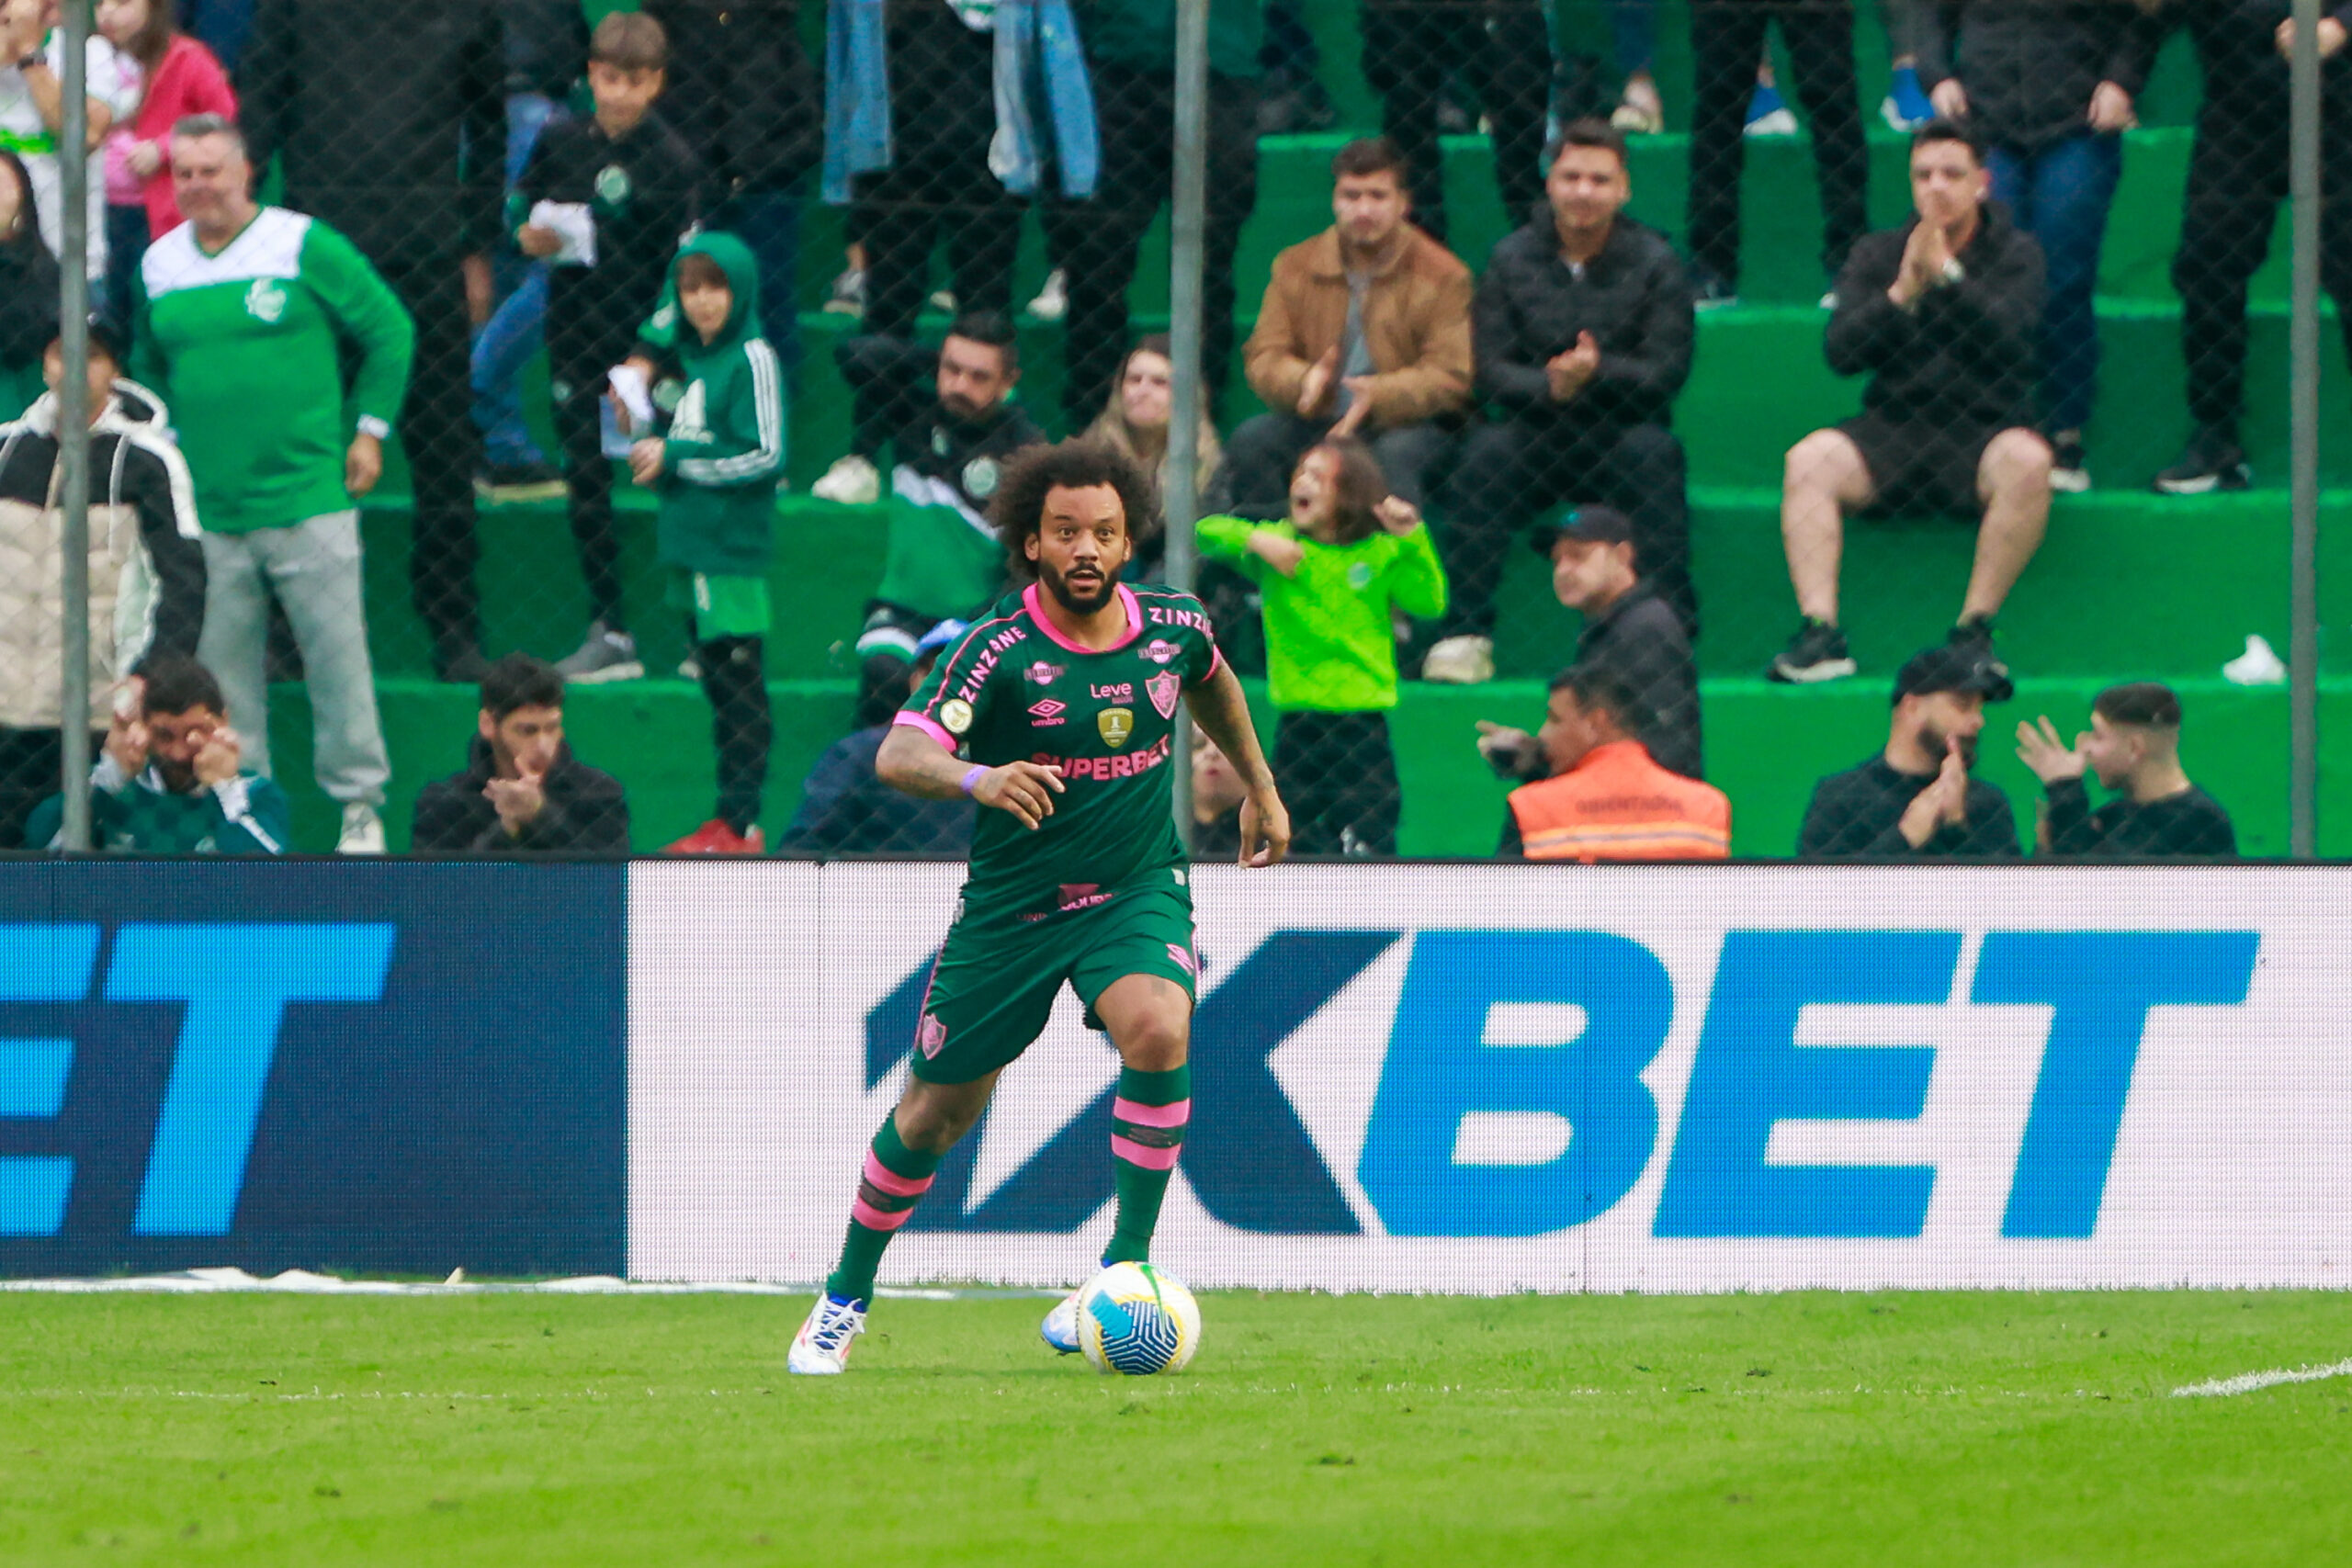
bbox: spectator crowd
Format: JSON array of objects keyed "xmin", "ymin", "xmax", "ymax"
[{"xmin": 2, "ymin": 0, "xmax": 2322, "ymax": 863}]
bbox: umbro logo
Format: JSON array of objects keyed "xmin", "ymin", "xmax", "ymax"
[{"xmin": 1028, "ymin": 697, "xmax": 1067, "ymax": 727}]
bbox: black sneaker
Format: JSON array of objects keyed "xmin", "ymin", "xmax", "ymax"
[
  {"xmin": 555, "ymin": 621, "xmax": 646, "ymax": 683},
  {"xmin": 1767, "ymin": 619, "xmax": 1856, "ymax": 683},
  {"xmin": 476, "ymin": 459, "xmax": 567, "ymax": 501},
  {"xmin": 1946, "ymin": 616, "xmax": 2016, "ymax": 698},
  {"xmin": 2050, "ymin": 434, "xmax": 2090, "ymax": 493},
  {"xmin": 2153, "ymin": 430, "xmax": 2250, "ymax": 495}
]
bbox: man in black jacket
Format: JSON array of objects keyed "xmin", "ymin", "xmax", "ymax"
[
  {"xmin": 1799, "ymin": 642, "xmax": 2020, "ymax": 859},
  {"xmin": 1771, "ymin": 119, "xmax": 2051, "ymax": 686},
  {"xmin": 238, "ymin": 0, "xmax": 506, "ymax": 682},
  {"xmin": 1474, "ymin": 505, "xmax": 1702, "ymax": 782},
  {"xmin": 2015, "ymin": 681, "xmax": 2236, "ymax": 858},
  {"xmin": 411, "ymin": 653, "xmax": 630, "ymax": 854},
  {"xmin": 1431, "ymin": 119, "xmax": 1695, "ymax": 685}
]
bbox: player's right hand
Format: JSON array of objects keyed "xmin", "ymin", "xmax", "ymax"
[{"xmin": 974, "ymin": 761, "xmax": 1065, "ymax": 830}]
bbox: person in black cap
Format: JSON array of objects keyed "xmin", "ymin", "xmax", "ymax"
[
  {"xmin": 1797, "ymin": 641, "xmax": 2020, "ymax": 857},
  {"xmin": 1475, "ymin": 504, "xmax": 1702, "ymax": 782},
  {"xmin": 2014, "ymin": 682, "xmax": 2235, "ymax": 859}
]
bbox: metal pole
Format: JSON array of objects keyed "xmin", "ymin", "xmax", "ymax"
[
  {"xmin": 58, "ymin": 1, "xmax": 94, "ymax": 852},
  {"xmin": 1166, "ymin": 0, "xmax": 1211, "ymax": 845},
  {"xmin": 2287, "ymin": 0, "xmax": 2321, "ymax": 856}
]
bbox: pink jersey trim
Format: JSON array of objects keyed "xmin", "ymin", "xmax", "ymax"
[
  {"xmin": 892, "ymin": 711, "xmax": 957, "ymax": 750},
  {"xmin": 1022, "ymin": 581, "xmax": 1143, "ymax": 654},
  {"xmin": 862, "ymin": 1151, "xmax": 935, "ymax": 1198},
  {"xmin": 1112, "ymin": 1097, "xmax": 1192, "ymax": 1130},
  {"xmin": 1202, "ymin": 644, "xmax": 1226, "ymax": 682},
  {"xmin": 851, "ymin": 1197, "xmax": 918, "ymax": 1232},
  {"xmin": 1110, "ymin": 1134, "xmax": 1182, "ymax": 1171}
]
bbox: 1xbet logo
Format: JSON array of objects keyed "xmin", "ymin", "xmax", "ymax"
[
  {"xmin": 866, "ymin": 928, "xmax": 2257, "ymax": 1241},
  {"xmin": 0, "ymin": 924, "xmax": 394, "ymax": 1237}
]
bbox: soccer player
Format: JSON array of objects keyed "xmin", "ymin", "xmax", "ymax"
[{"xmin": 788, "ymin": 440, "xmax": 1291, "ymax": 1375}]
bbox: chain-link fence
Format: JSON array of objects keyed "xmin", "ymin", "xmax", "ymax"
[{"xmin": 0, "ymin": 0, "xmax": 2340, "ymax": 860}]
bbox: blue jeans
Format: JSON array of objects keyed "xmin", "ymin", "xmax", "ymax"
[
  {"xmin": 469, "ymin": 92, "xmax": 563, "ymax": 468},
  {"xmin": 1988, "ymin": 131, "xmax": 2122, "ymax": 435}
]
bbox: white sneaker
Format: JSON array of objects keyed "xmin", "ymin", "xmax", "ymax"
[
  {"xmin": 1745, "ymin": 107, "xmax": 1799, "ymax": 137},
  {"xmin": 336, "ymin": 802, "xmax": 386, "ymax": 855},
  {"xmin": 2222, "ymin": 634, "xmax": 2288, "ymax": 686},
  {"xmin": 787, "ymin": 1292, "xmax": 867, "ymax": 1375},
  {"xmin": 811, "ymin": 454, "xmax": 880, "ymax": 505},
  {"xmin": 1040, "ymin": 1289, "xmax": 1083, "ymax": 1355},
  {"xmin": 1421, "ymin": 634, "xmax": 1496, "ymax": 684},
  {"xmin": 1025, "ymin": 268, "xmax": 1069, "ymax": 322}
]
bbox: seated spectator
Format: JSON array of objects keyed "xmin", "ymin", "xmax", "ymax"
[
  {"xmin": 1199, "ymin": 438, "xmax": 1447, "ymax": 856},
  {"xmin": 777, "ymin": 619, "xmax": 975, "ymax": 857},
  {"xmin": 410, "ymin": 653, "xmax": 631, "ymax": 854},
  {"xmin": 1799, "ymin": 642, "xmax": 2020, "ymax": 858},
  {"xmin": 851, "ymin": 311, "xmax": 1044, "ymax": 728},
  {"xmin": 514, "ymin": 9, "xmax": 702, "ymax": 686},
  {"xmin": 2014, "ymin": 682, "xmax": 2236, "ymax": 859},
  {"xmin": 0, "ymin": 318, "xmax": 206, "ymax": 848},
  {"xmin": 1189, "ymin": 723, "xmax": 1248, "ymax": 862},
  {"xmin": 1432, "ymin": 118, "xmax": 1694, "ymax": 684},
  {"xmin": 1771, "ymin": 118, "xmax": 2051, "ymax": 685},
  {"xmin": 1086, "ymin": 334, "xmax": 1221, "ymax": 525},
  {"xmin": 1223, "ymin": 136, "xmax": 1469, "ymax": 517},
  {"xmin": 0, "ymin": 150, "xmax": 60, "ymax": 420},
  {"xmin": 1473, "ymin": 505, "xmax": 1701, "ymax": 783},
  {"xmin": 1497, "ymin": 665, "xmax": 1728, "ymax": 862},
  {"xmin": 27, "ymin": 653, "xmax": 287, "ymax": 852}
]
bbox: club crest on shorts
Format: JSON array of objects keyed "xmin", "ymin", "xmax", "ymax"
[
  {"xmin": 939, "ymin": 698, "xmax": 974, "ymax": 734},
  {"xmin": 916, "ymin": 1012, "xmax": 948, "ymax": 1058},
  {"xmin": 1146, "ymin": 670, "xmax": 1182, "ymax": 720},
  {"xmin": 1098, "ymin": 706, "xmax": 1135, "ymax": 748}
]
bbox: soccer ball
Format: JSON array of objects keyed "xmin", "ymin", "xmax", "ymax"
[{"xmin": 1075, "ymin": 1261, "xmax": 1202, "ymax": 1375}]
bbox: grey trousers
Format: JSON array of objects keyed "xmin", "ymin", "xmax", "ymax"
[{"xmin": 196, "ymin": 511, "xmax": 390, "ymax": 807}]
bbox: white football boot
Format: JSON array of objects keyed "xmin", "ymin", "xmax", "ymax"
[
  {"xmin": 1040, "ymin": 1288, "xmax": 1084, "ymax": 1355},
  {"xmin": 788, "ymin": 1292, "xmax": 867, "ymax": 1375}
]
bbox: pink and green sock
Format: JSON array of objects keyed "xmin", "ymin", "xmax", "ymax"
[
  {"xmin": 1102, "ymin": 1064, "xmax": 1191, "ymax": 1266},
  {"xmin": 824, "ymin": 1114, "xmax": 940, "ymax": 1303}
]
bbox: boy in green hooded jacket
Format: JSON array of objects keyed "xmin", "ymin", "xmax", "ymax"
[{"xmin": 625, "ymin": 231, "xmax": 786, "ymax": 853}]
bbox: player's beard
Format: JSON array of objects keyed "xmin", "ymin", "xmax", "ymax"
[{"xmin": 1039, "ymin": 558, "xmax": 1115, "ymax": 616}]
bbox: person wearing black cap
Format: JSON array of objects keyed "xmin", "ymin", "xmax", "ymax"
[
  {"xmin": 1797, "ymin": 642, "xmax": 2021, "ymax": 857},
  {"xmin": 2014, "ymin": 682, "xmax": 2235, "ymax": 859},
  {"xmin": 1476, "ymin": 504, "xmax": 1702, "ymax": 782}
]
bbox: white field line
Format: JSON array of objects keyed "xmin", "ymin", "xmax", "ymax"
[
  {"xmin": 2172, "ymin": 1357, "xmax": 2352, "ymax": 1398},
  {"xmin": 0, "ymin": 1269, "xmax": 1058, "ymax": 1300}
]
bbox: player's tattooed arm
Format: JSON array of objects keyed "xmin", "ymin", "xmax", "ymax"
[
  {"xmin": 876, "ymin": 725, "xmax": 1067, "ymax": 830},
  {"xmin": 1184, "ymin": 662, "xmax": 1291, "ymax": 868}
]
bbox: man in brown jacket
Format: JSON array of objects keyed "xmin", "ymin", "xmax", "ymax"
[{"xmin": 1216, "ymin": 137, "xmax": 1472, "ymax": 515}]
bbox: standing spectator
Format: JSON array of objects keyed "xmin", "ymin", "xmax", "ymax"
[
  {"xmin": 513, "ymin": 10, "xmax": 700, "ymax": 686},
  {"xmin": 237, "ymin": 0, "xmax": 504, "ymax": 682},
  {"xmin": 0, "ymin": 321, "xmax": 206, "ymax": 848},
  {"xmin": 776, "ymin": 617, "xmax": 974, "ymax": 857},
  {"xmin": 1798, "ymin": 641, "xmax": 2020, "ymax": 858},
  {"xmin": 1919, "ymin": 0, "xmax": 2166, "ymax": 491},
  {"xmin": 2151, "ymin": 0, "xmax": 2352, "ymax": 493},
  {"xmin": 94, "ymin": 0, "xmax": 237, "ymax": 330},
  {"xmin": 467, "ymin": 0, "xmax": 589, "ymax": 492},
  {"xmin": 0, "ymin": 150, "xmax": 58, "ymax": 421},
  {"xmin": 1198, "ymin": 439, "xmax": 1446, "ymax": 856},
  {"xmin": 1225, "ymin": 136, "xmax": 1470, "ymax": 517},
  {"xmin": 1685, "ymin": 0, "xmax": 1871, "ymax": 305},
  {"xmin": 851, "ymin": 312, "xmax": 1043, "ymax": 728},
  {"xmin": 1045, "ymin": 0, "xmax": 1262, "ymax": 430},
  {"xmin": 1770, "ymin": 119, "xmax": 2050, "ymax": 684},
  {"xmin": 640, "ymin": 0, "xmax": 819, "ymax": 376},
  {"xmin": 26, "ymin": 652, "xmax": 288, "ymax": 852},
  {"xmin": 0, "ymin": 0, "xmax": 140, "ymax": 278},
  {"xmin": 808, "ymin": 0, "xmax": 1024, "ymax": 508},
  {"xmin": 1086, "ymin": 335, "xmax": 1221, "ymax": 521},
  {"xmin": 131, "ymin": 116, "xmax": 405, "ymax": 854},
  {"xmin": 1359, "ymin": 0, "xmax": 1551, "ymax": 245},
  {"xmin": 628, "ymin": 234, "xmax": 785, "ymax": 856},
  {"xmin": 1496, "ymin": 665, "xmax": 1729, "ymax": 861},
  {"xmin": 1432, "ymin": 119, "xmax": 1694, "ymax": 684},
  {"xmin": 1473, "ymin": 505, "xmax": 1701, "ymax": 782},
  {"xmin": 411, "ymin": 652, "xmax": 631, "ymax": 854},
  {"xmin": 2015, "ymin": 682, "xmax": 2236, "ymax": 857}
]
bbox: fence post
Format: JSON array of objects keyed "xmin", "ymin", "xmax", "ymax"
[
  {"xmin": 57, "ymin": 1, "xmax": 95, "ymax": 852},
  {"xmin": 2287, "ymin": 0, "xmax": 2322, "ymax": 857},
  {"xmin": 1166, "ymin": 0, "xmax": 1212, "ymax": 845}
]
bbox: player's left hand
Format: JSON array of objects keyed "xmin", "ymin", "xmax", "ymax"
[{"xmin": 1238, "ymin": 787, "xmax": 1290, "ymax": 868}]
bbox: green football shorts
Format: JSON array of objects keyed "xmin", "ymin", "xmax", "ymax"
[
  {"xmin": 668, "ymin": 570, "xmax": 773, "ymax": 640},
  {"xmin": 909, "ymin": 883, "xmax": 1200, "ymax": 1084}
]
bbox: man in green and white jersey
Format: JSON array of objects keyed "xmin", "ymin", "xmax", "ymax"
[
  {"xmin": 130, "ymin": 115, "xmax": 411, "ymax": 853},
  {"xmin": 789, "ymin": 440, "xmax": 1290, "ymax": 1375}
]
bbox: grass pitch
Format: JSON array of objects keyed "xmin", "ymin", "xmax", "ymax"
[{"xmin": 0, "ymin": 1289, "xmax": 2344, "ymax": 1565}]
